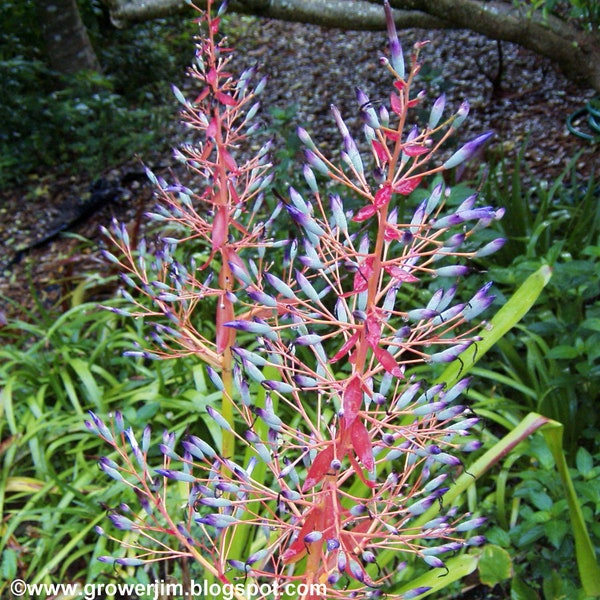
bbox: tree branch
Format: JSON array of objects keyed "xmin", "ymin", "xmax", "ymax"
[
  {"xmin": 103, "ymin": 0, "xmax": 600, "ymax": 91},
  {"xmin": 104, "ymin": 0, "xmax": 448, "ymax": 30},
  {"xmin": 388, "ymin": 0, "xmax": 600, "ymax": 90}
]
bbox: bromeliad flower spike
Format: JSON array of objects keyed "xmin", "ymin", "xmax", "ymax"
[{"xmin": 93, "ymin": 1, "xmax": 505, "ymax": 598}]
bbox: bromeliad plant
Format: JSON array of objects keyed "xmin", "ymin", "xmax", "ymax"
[{"xmin": 90, "ymin": 1, "xmax": 517, "ymax": 597}]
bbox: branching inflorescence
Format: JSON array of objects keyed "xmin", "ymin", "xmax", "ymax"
[{"xmin": 92, "ymin": 1, "xmax": 505, "ymax": 598}]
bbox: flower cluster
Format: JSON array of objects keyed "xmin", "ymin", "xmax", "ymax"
[{"xmin": 93, "ymin": 1, "xmax": 504, "ymax": 598}]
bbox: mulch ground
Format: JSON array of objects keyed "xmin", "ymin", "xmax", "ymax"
[{"xmin": 0, "ymin": 14, "xmax": 598, "ymax": 323}]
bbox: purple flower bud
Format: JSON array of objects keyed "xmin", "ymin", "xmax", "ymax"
[
  {"xmin": 412, "ymin": 401, "xmax": 448, "ymax": 416},
  {"xmin": 232, "ymin": 346, "xmax": 267, "ymax": 367},
  {"xmin": 432, "ymin": 304, "xmax": 465, "ymax": 326},
  {"xmin": 228, "ymin": 559, "xmax": 250, "ymax": 572},
  {"xmin": 356, "ymin": 88, "xmax": 381, "ymax": 129},
  {"xmin": 330, "ymin": 458, "xmax": 342, "ymax": 471},
  {"xmin": 350, "ymin": 504, "xmax": 368, "ymax": 517},
  {"xmin": 430, "ymin": 452, "xmax": 461, "ymax": 466},
  {"xmin": 421, "ymin": 516, "xmax": 448, "ymax": 530},
  {"xmin": 155, "ymin": 469, "xmax": 196, "ymax": 483},
  {"xmin": 295, "ymin": 270, "xmax": 322, "ymax": 303},
  {"xmin": 140, "ymin": 425, "xmax": 151, "ymax": 454},
  {"xmin": 423, "ymin": 555, "xmax": 446, "ymax": 569},
  {"xmin": 295, "ymin": 334, "xmax": 323, "ymax": 346},
  {"xmin": 108, "ymin": 513, "xmax": 137, "ymax": 531},
  {"xmin": 246, "ymin": 288, "xmax": 278, "ymax": 308},
  {"xmin": 304, "ymin": 149, "xmax": 330, "ymax": 175},
  {"xmin": 428, "ymin": 94, "xmax": 446, "ymax": 129},
  {"xmin": 255, "ymin": 406, "xmax": 283, "ymax": 432},
  {"xmin": 98, "ymin": 457, "xmax": 123, "ymax": 482},
  {"xmin": 328, "ymin": 572, "xmax": 341, "ymax": 585},
  {"xmin": 261, "ymin": 380, "xmax": 294, "ymax": 395},
  {"xmin": 195, "ymin": 513, "xmax": 239, "ymax": 528},
  {"xmin": 404, "ymin": 587, "xmax": 433, "ymax": 599},
  {"xmin": 206, "ymin": 366, "xmax": 224, "ymax": 391},
  {"xmin": 327, "ymin": 194, "xmax": 346, "ymax": 235},
  {"xmin": 331, "ymin": 104, "xmax": 350, "ymax": 139},
  {"xmin": 455, "ymin": 516, "xmax": 486, "ymax": 532},
  {"xmin": 254, "ymin": 75, "xmax": 267, "ymax": 95},
  {"xmin": 445, "ymin": 233, "xmax": 466, "ymax": 249},
  {"xmin": 280, "ymin": 489, "xmax": 300, "ymax": 501},
  {"xmin": 475, "ymin": 237, "xmax": 506, "ymax": 258},
  {"xmin": 303, "ymin": 164, "xmax": 319, "ymax": 193},
  {"xmin": 304, "ymin": 530, "xmax": 323, "ymax": 544},
  {"xmin": 349, "ymin": 559, "xmax": 365, "ymax": 582},
  {"xmin": 407, "ymin": 495, "xmax": 436, "ymax": 516},
  {"xmin": 285, "ymin": 205, "xmax": 326, "ymax": 238},
  {"xmin": 293, "ymin": 374, "xmax": 318, "ymax": 387},
  {"xmin": 297, "ymin": 126, "xmax": 317, "ymax": 150},
  {"xmin": 241, "ymin": 357, "xmax": 266, "ymax": 383},
  {"xmin": 264, "ymin": 272, "xmax": 296, "ymax": 300},
  {"xmin": 452, "ymin": 100, "xmax": 470, "ymax": 129},
  {"xmin": 461, "ymin": 440, "xmax": 483, "ymax": 452},
  {"xmin": 463, "ymin": 282, "xmax": 495, "ymax": 321},
  {"xmin": 98, "ymin": 556, "xmax": 116, "ymax": 564},
  {"xmin": 406, "ymin": 308, "xmax": 439, "ymax": 321},
  {"xmin": 299, "ymin": 241, "xmax": 325, "ymax": 269},
  {"xmin": 441, "ymin": 378, "xmax": 472, "ymax": 405},
  {"xmin": 362, "ymin": 550, "xmax": 376, "ymax": 564},
  {"xmin": 228, "ymin": 261, "xmax": 253, "ymax": 287},
  {"xmin": 384, "ymin": 0, "xmax": 405, "ymax": 78},
  {"xmin": 87, "ymin": 411, "xmax": 114, "ymax": 442},
  {"xmin": 430, "ymin": 213, "xmax": 464, "ymax": 229},
  {"xmin": 434, "ymin": 265, "xmax": 470, "ymax": 278},
  {"xmin": 198, "ymin": 497, "xmax": 233, "ymax": 508},
  {"xmin": 338, "ymin": 550, "xmax": 347, "ymax": 572},
  {"xmin": 181, "ymin": 441, "xmax": 204, "ymax": 461},
  {"xmin": 444, "ymin": 417, "xmax": 479, "ymax": 433},
  {"xmin": 342, "ymin": 142, "xmax": 364, "ymax": 177},
  {"xmin": 467, "ymin": 535, "xmax": 486, "ymax": 546},
  {"xmin": 323, "ymin": 538, "xmax": 339, "ymax": 552},
  {"xmin": 289, "ymin": 186, "xmax": 311, "ymax": 213},
  {"xmin": 437, "ymin": 404, "xmax": 467, "ymax": 421},
  {"xmin": 442, "ymin": 131, "xmax": 494, "ymax": 170},
  {"xmin": 224, "ymin": 319, "xmax": 278, "ymax": 341},
  {"xmin": 206, "ymin": 406, "xmax": 233, "ymax": 432},
  {"xmin": 395, "ymin": 381, "xmax": 422, "ymax": 410},
  {"xmin": 115, "ymin": 557, "xmax": 145, "ymax": 567},
  {"xmin": 423, "ymin": 473, "xmax": 448, "ymax": 493}
]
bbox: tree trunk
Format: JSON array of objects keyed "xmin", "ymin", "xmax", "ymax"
[
  {"xmin": 103, "ymin": 0, "xmax": 600, "ymax": 92},
  {"xmin": 37, "ymin": 0, "xmax": 101, "ymax": 75}
]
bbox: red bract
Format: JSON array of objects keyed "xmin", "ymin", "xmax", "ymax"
[
  {"xmin": 374, "ymin": 183, "xmax": 392, "ymax": 208},
  {"xmin": 350, "ymin": 419, "xmax": 374, "ymax": 471},
  {"xmin": 390, "ymin": 91, "xmax": 403, "ymax": 115},
  {"xmin": 353, "ymin": 256, "xmax": 376, "ymax": 292},
  {"xmin": 404, "ymin": 144, "xmax": 430, "ymax": 157},
  {"xmin": 330, "ymin": 332, "xmax": 359, "ymax": 364},
  {"xmin": 372, "ymin": 139, "xmax": 390, "ymax": 163},
  {"xmin": 352, "ymin": 203, "xmax": 378, "ymax": 222},
  {"xmin": 303, "ymin": 445, "xmax": 335, "ymax": 491},
  {"xmin": 393, "ymin": 175, "xmax": 423, "ymax": 195}
]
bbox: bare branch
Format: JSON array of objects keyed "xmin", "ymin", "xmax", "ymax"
[{"xmin": 103, "ymin": 0, "xmax": 600, "ymax": 91}]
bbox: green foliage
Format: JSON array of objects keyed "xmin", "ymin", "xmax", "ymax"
[
  {"xmin": 0, "ymin": 1, "xmax": 194, "ymax": 186},
  {"xmin": 517, "ymin": 0, "xmax": 600, "ymax": 29},
  {"xmin": 481, "ymin": 437, "xmax": 600, "ymax": 598},
  {"xmin": 475, "ymin": 152, "xmax": 600, "ymax": 457},
  {"xmin": 0, "ymin": 61, "xmax": 171, "ymax": 186},
  {"xmin": 0, "ymin": 298, "xmax": 214, "ymax": 594}
]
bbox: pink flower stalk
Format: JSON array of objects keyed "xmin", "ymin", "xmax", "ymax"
[
  {"xmin": 93, "ymin": 1, "xmax": 504, "ymax": 598},
  {"xmin": 100, "ymin": 0, "xmax": 272, "ymax": 458}
]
